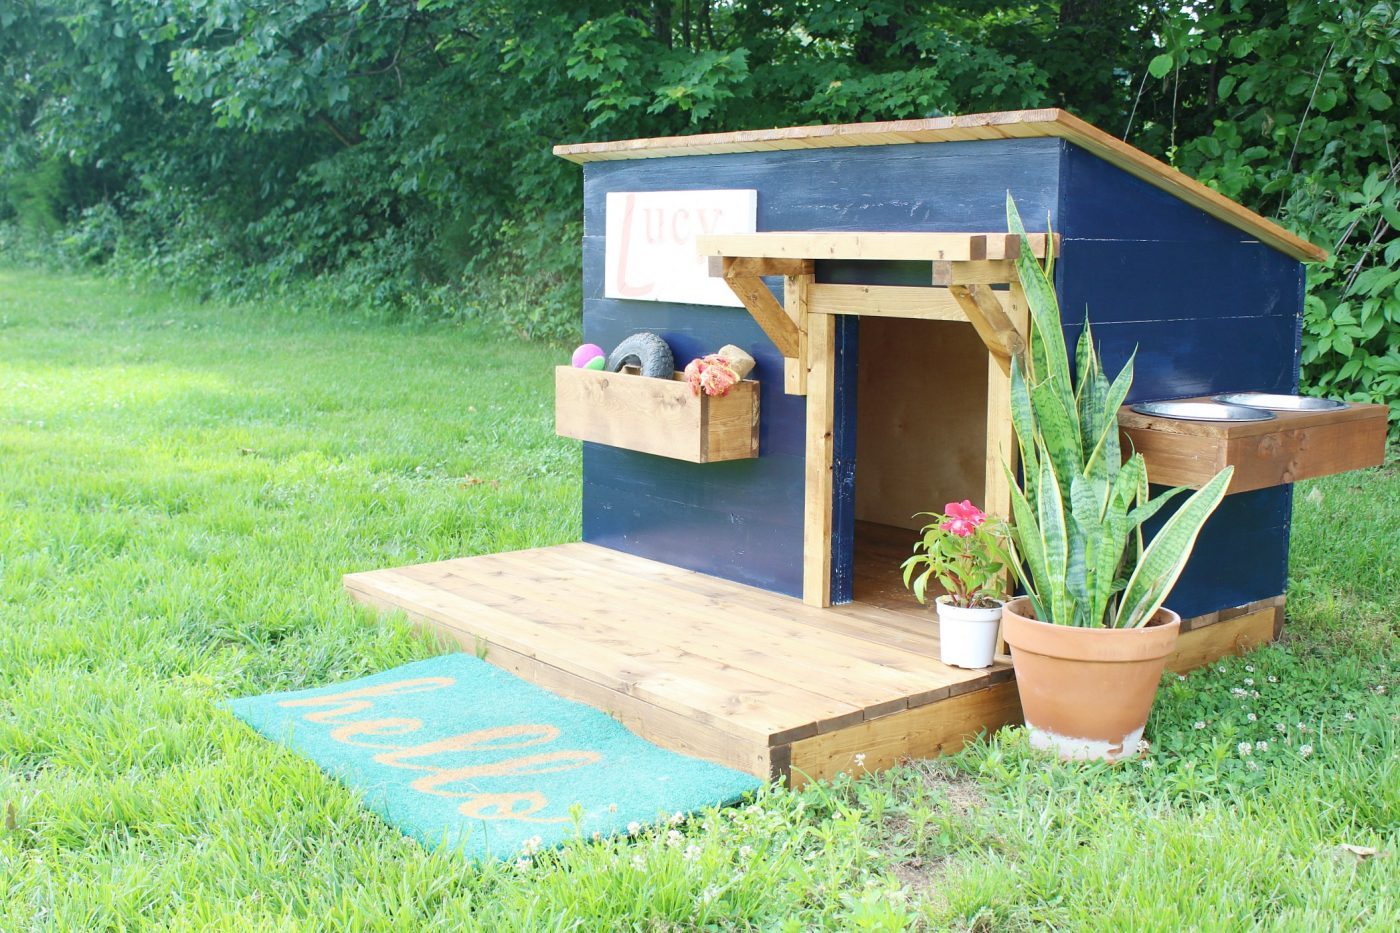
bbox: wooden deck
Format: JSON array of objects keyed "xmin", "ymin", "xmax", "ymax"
[{"xmin": 344, "ymin": 542, "xmax": 1021, "ymax": 784}]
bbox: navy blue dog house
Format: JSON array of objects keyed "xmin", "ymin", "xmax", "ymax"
[{"xmin": 347, "ymin": 111, "xmax": 1383, "ymax": 783}]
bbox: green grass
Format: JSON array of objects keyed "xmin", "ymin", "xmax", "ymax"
[{"xmin": 1, "ymin": 270, "xmax": 1396, "ymax": 930}]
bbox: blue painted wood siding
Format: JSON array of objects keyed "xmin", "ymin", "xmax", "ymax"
[
  {"xmin": 573, "ymin": 137, "xmax": 1302, "ymax": 617},
  {"xmin": 580, "ymin": 140, "xmax": 1060, "ymax": 597},
  {"xmin": 1056, "ymin": 143, "xmax": 1305, "ymax": 619}
]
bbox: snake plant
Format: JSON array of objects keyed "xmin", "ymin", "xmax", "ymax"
[{"xmin": 1003, "ymin": 194, "xmax": 1233, "ymax": 629}]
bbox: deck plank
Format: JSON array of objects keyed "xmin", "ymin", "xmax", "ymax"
[
  {"xmin": 531, "ymin": 545, "xmax": 966, "ymax": 707},
  {"xmin": 390, "ymin": 558, "xmax": 865, "ymax": 741},
  {"xmin": 348, "ymin": 566, "xmax": 807, "ymax": 744},
  {"xmin": 347, "ymin": 542, "xmax": 1009, "ymax": 754}
]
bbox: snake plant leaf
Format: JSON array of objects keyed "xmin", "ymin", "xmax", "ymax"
[
  {"xmin": 1126, "ymin": 484, "xmax": 1189, "ymax": 529},
  {"xmin": 1115, "ymin": 466, "xmax": 1235, "ymax": 628},
  {"xmin": 1037, "ymin": 451, "xmax": 1072, "ymax": 623},
  {"xmin": 1030, "ymin": 376, "xmax": 1082, "ymax": 494},
  {"xmin": 1006, "ymin": 465, "xmax": 1050, "ymax": 621},
  {"xmin": 1007, "ymin": 194, "xmax": 1074, "ymax": 415},
  {"xmin": 1074, "ymin": 323, "xmax": 1096, "ymax": 410},
  {"xmin": 1009, "ymin": 355, "xmax": 1040, "ymax": 503}
]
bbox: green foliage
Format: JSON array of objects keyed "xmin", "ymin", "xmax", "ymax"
[
  {"xmin": 1150, "ymin": 0, "xmax": 1400, "ymax": 431},
  {"xmin": 0, "ymin": 0, "xmax": 1395, "ymax": 412},
  {"xmin": 1005, "ymin": 196, "xmax": 1234, "ymax": 628}
]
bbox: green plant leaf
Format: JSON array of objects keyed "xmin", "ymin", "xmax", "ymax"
[{"xmin": 1115, "ymin": 467, "xmax": 1235, "ymax": 628}]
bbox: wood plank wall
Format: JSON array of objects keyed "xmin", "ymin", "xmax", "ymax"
[
  {"xmin": 1055, "ymin": 142, "xmax": 1306, "ymax": 619},
  {"xmin": 579, "ymin": 139, "xmax": 1061, "ymax": 598}
]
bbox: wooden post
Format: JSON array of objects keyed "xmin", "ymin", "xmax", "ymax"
[
  {"xmin": 984, "ymin": 282, "xmax": 1028, "ymax": 525},
  {"xmin": 803, "ymin": 313, "xmax": 837, "ymax": 607},
  {"xmin": 783, "ymin": 273, "xmax": 812, "ymax": 396}
]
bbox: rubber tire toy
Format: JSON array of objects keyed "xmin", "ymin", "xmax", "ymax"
[{"xmin": 605, "ymin": 332, "xmax": 674, "ymax": 378}]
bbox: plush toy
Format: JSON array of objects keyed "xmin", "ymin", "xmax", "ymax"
[
  {"xmin": 571, "ymin": 343, "xmax": 606, "ymax": 368},
  {"xmin": 684, "ymin": 345, "xmax": 756, "ymax": 398}
]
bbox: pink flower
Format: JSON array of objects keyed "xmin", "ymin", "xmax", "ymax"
[{"xmin": 939, "ymin": 500, "xmax": 986, "ymax": 538}]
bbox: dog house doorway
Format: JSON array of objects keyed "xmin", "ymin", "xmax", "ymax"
[{"xmin": 850, "ymin": 316, "xmax": 991, "ymax": 613}]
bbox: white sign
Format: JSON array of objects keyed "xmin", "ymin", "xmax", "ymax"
[{"xmin": 605, "ymin": 189, "xmax": 757, "ymax": 307}]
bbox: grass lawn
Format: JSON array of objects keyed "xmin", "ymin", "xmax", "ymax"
[{"xmin": 1, "ymin": 270, "xmax": 1395, "ymax": 930}]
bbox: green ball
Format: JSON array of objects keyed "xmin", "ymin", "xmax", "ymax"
[{"xmin": 583, "ymin": 356, "xmax": 606, "ymax": 370}]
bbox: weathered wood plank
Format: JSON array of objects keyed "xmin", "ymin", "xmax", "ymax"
[
  {"xmin": 1119, "ymin": 399, "xmax": 1388, "ymax": 492},
  {"xmin": 787, "ymin": 681, "xmax": 1023, "ymax": 788},
  {"xmin": 555, "ymin": 366, "xmax": 759, "ymax": 463},
  {"xmin": 807, "ymin": 283, "xmax": 967, "ymax": 320},
  {"xmin": 723, "ymin": 273, "xmax": 801, "ymax": 357},
  {"xmin": 804, "ymin": 313, "xmax": 837, "ymax": 607},
  {"xmin": 948, "ymin": 284, "xmax": 1026, "ymax": 371},
  {"xmin": 1166, "ymin": 608, "xmax": 1277, "ymax": 674},
  {"xmin": 698, "ymin": 232, "xmax": 1051, "ymax": 262},
  {"xmin": 931, "ymin": 259, "xmax": 1016, "ymax": 285},
  {"xmin": 346, "ymin": 580, "xmax": 775, "ymax": 777},
  {"xmin": 783, "ymin": 272, "xmax": 812, "ymax": 396}
]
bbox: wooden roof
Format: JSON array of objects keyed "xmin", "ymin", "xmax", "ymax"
[{"xmin": 553, "ymin": 109, "xmax": 1326, "ymax": 262}]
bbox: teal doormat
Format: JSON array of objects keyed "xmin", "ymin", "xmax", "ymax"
[{"xmin": 226, "ymin": 655, "xmax": 762, "ymax": 860}]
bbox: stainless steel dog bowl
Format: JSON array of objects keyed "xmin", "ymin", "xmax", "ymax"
[
  {"xmin": 1212, "ymin": 392, "xmax": 1348, "ymax": 412},
  {"xmin": 1130, "ymin": 400, "xmax": 1276, "ymax": 422}
]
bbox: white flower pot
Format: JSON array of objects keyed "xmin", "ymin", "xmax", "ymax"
[{"xmin": 935, "ymin": 596, "xmax": 1004, "ymax": 669}]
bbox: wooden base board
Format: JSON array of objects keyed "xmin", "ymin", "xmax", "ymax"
[{"xmin": 345, "ymin": 544, "xmax": 1285, "ymax": 785}]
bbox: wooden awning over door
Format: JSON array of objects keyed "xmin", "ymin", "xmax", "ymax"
[{"xmin": 696, "ymin": 231, "xmax": 1050, "ymax": 606}]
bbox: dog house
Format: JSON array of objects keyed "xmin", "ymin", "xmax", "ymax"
[{"xmin": 347, "ymin": 110, "xmax": 1386, "ymax": 784}]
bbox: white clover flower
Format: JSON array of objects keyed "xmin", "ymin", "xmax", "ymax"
[
  {"xmin": 669, "ymin": 811, "xmax": 685, "ymax": 826},
  {"xmin": 520, "ymin": 835, "xmax": 542, "ymax": 856},
  {"xmin": 1252, "ymin": 690, "xmax": 1260, "ymax": 698},
  {"xmin": 1193, "ymin": 721, "xmax": 1206, "ymax": 730},
  {"xmin": 1217, "ymin": 665, "xmax": 1227, "ymax": 674},
  {"xmin": 1141, "ymin": 759, "xmax": 1155, "ymax": 769},
  {"xmin": 666, "ymin": 830, "xmax": 683, "ymax": 847},
  {"xmin": 1275, "ymin": 723, "xmax": 1287, "ymax": 733},
  {"xmin": 1177, "ymin": 674, "xmax": 1187, "ymax": 682},
  {"xmin": 683, "ymin": 844, "xmax": 702, "ymax": 862},
  {"xmin": 738, "ymin": 845, "xmax": 753, "ymax": 858},
  {"xmin": 1376, "ymin": 685, "xmax": 1388, "ymax": 695},
  {"xmin": 514, "ymin": 858, "xmax": 532, "ymax": 871},
  {"xmin": 1297, "ymin": 722, "xmax": 1310, "ymax": 733},
  {"xmin": 1247, "ymin": 760, "xmax": 1259, "ymax": 771},
  {"xmin": 1254, "ymin": 740, "xmax": 1268, "ymax": 752},
  {"xmin": 1231, "ymin": 687, "xmax": 1248, "ymax": 698},
  {"xmin": 1267, "ymin": 675, "xmax": 1278, "ymax": 684},
  {"xmin": 1300, "ymin": 744, "xmax": 1313, "ymax": 758},
  {"xmin": 1237, "ymin": 742, "xmax": 1252, "ymax": 757},
  {"xmin": 627, "ymin": 821, "xmax": 641, "ymax": 836},
  {"xmin": 1344, "ymin": 712, "xmax": 1356, "ymax": 722},
  {"xmin": 1243, "ymin": 678, "xmax": 1255, "ymax": 686},
  {"xmin": 1245, "ymin": 664, "xmax": 1254, "ymax": 673},
  {"xmin": 701, "ymin": 885, "xmax": 720, "ymax": 904},
  {"xmin": 1137, "ymin": 738, "xmax": 1151, "ymax": 754},
  {"xmin": 1247, "ymin": 712, "xmax": 1258, "ymax": 722},
  {"xmin": 745, "ymin": 804, "xmax": 763, "ymax": 816},
  {"xmin": 631, "ymin": 854, "xmax": 647, "ymax": 870}
]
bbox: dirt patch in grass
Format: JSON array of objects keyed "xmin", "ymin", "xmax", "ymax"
[{"xmin": 881, "ymin": 762, "xmax": 988, "ymax": 902}]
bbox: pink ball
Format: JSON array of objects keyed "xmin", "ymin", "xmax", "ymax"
[{"xmin": 572, "ymin": 343, "xmax": 605, "ymax": 368}]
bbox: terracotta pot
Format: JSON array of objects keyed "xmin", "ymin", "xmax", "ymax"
[
  {"xmin": 935, "ymin": 596, "xmax": 1003, "ymax": 669},
  {"xmin": 1002, "ymin": 597, "xmax": 1180, "ymax": 762}
]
